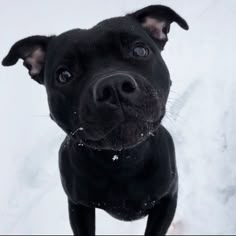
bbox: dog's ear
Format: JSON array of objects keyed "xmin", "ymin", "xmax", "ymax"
[
  {"xmin": 128, "ymin": 5, "xmax": 189, "ymax": 50},
  {"xmin": 2, "ymin": 35, "xmax": 54, "ymax": 84}
]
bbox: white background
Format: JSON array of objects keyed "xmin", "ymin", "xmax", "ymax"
[{"xmin": 0, "ymin": 0, "xmax": 236, "ymax": 234}]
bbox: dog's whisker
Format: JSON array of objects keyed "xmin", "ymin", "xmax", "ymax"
[
  {"xmin": 165, "ymin": 112, "xmax": 180, "ymax": 121},
  {"xmin": 169, "ymin": 90, "xmax": 182, "ymax": 96},
  {"xmin": 164, "ymin": 114, "xmax": 177, "ymax": 127},
  {"xmin": 165, "ymin": 112, "xmax": 186, "ymax": 127},
  {"xmin": 167, "ymin": 110, "xmax": 185, "ymax": 119},
  {"xmin": 167, "ymin": 101, "xmax": 183, "ymax": 107},
  {"xmin": 167, "ymin": 97, "xmax": 184, "ymax": 102},
  {"xmin": 168, "ymin": 97, "xmax": 185, "ymax": 104}
]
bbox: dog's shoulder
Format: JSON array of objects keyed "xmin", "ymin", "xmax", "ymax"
[
  {"xmin": 155, "ymin": 125, "xmax": 177, "ymax": 182},
  {"xmin": 59, "ymin": 136, "xmax": 71, "ymax": 158},
  {"xmin": 157, "ymin": 125, "xmax": 175, "ymax": 157}
]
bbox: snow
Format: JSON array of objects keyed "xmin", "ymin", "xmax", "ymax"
[
  {"xmin": 71, "ymin": 127, "xmax": 84, "ymax": 136},
  {"xmin": 112, "ymin": 155, "xmax": 119, "ymax": 161},
  {"xmin": 0, "ymin": 0, "xmax": 236, "ymax": 234},
  {"xmin": 148, "ymin": 132, "xmax": 155, "ymax": 136}
]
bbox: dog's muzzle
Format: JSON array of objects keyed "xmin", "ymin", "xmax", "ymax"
[{"xmin": 77, "ymin": 71, "xmax": 163, "ymax": 149}]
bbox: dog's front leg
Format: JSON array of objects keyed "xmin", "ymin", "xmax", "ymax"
[
  {"xmin": 68, "ymin": 200, "xmax": 95, "ymax": 235},
  {"xmin": 144, "ymin": 193, "xmax": 177, "ymax": 236}
]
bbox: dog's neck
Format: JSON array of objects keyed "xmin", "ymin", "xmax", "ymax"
[{"xmin": 63, "ymin": 129, "xmax": 161, "ymax": 173}]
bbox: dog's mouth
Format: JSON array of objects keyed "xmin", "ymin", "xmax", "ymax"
[{"xmin": 70, "ymin": 117, "xmax": 162, "ymax": 151}]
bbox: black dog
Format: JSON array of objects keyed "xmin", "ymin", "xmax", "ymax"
[{"xmin": 2, "ymin": 5, "xmax": 188, "ymax": 235}]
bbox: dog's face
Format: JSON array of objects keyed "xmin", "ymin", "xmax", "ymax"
[{"xmin": 2, "ymin": 5, "xmax": 188, "ymax": 150}]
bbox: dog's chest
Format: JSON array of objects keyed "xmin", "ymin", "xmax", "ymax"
[
  {"xmin": 60, "ymin": 161, "xmax": 157, "ymax": 202},
  {"xmin": 59, "ymin": 140, "xmax": 174, "ymax": 220},
  {"xmin": 61, "ymin": 164, "xmax": 161, "ymax": 220},
  {"xmin": 90, "ymin": 197, "xmax": 160, "ymax": 221}
]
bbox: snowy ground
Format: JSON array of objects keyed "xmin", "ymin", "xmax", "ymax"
[{"xmin": 0, "ymin": 0, "xmax": 236, "ymax": 234}]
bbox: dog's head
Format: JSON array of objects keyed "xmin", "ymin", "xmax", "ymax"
[{"xmin": 2, "ymin": 5, "xmax": 188, "ymax": 150}]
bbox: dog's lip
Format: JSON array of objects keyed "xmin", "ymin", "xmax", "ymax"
[
  {"xmin": 77, "ymin": 126, "xmax": 159, "ymax": 151},
  {"xmin": 70, "ymin": 109, "xmax": 161, "ymax": 141},
  {"xmin": 73, "ymin": 117, "xmax": 162, "ymax": 150}
]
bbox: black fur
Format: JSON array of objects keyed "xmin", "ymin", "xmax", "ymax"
[{"xmin": 2, "ymin": 5, "xmax": 188, "ymax": 235}]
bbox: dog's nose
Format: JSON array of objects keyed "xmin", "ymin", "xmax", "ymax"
[{"xmin": 93, "ymin": 73, "xmax": 138, "ymax": 105}]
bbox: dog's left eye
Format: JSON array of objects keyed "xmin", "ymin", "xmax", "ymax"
[
  {"xmin": 132, "ymin": 44, "xmax": 150, "ymax": 58},
  {"xmin": 57, "ymin": 70, "xmax": 72, "ymax": 84}
]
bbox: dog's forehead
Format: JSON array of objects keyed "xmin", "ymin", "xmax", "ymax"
[
  {"xmin": 52, "ymin": 16, "xmax": 143, "ymax": 49},
  {"xmin": 94, "ymin": 16, "xmax": 140, "ymax": 33},
  {"xmin": 45, "ymin": 16, "xmax": 151, "ymax": 71}
]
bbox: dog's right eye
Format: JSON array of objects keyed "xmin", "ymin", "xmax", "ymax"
[{"xmin": 57, "ymin": 70, "xmax": 73, "ymax": 84}]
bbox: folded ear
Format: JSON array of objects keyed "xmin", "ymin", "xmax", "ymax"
[
  {"xmin": 2, "ymin": 35, "xmax": 54, "ymax": 84},
  {"xmin": 128, "ymin": 5, "xmax": 189, "ymax": 50}
]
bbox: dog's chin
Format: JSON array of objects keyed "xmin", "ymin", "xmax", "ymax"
[{"xmin": 77, "ymin": 120, "xmax": 160, "ymax": 151}]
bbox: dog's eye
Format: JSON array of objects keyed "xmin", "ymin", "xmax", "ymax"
[
  {"xmin": 57, "ymin": 70, "xmax": 72, "ymax": 84},
  {"xmin": 132, "ymin": 45, "xmax": 150, "ymax": 58}
]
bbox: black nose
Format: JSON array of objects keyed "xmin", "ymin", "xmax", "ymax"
[{"xmin": 93, "ymin": 73, "xmax": 138, "ymax": 104}]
